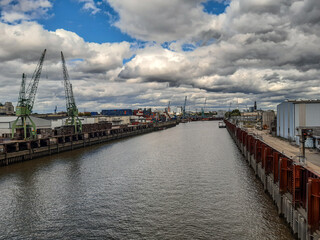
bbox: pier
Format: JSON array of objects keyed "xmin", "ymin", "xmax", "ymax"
[
  {"xmin": 225, "ymin": 120, "xmax": 320, "ymax": 240},
  {"xmin": 0, "ymin": 121, "xmax": 177, "ymax": 167}
]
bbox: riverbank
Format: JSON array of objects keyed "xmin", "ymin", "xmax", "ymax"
[
  {"xmin": 247, "ymin": 127, "xmax": 320, "ymax": 175},
  {"xmin": 225, "ymin": 120, "xmax": 320, "ymax": 240},
  {"xmin": 0, "ymin": 121, "xmax": 177, "ymax": 167}
]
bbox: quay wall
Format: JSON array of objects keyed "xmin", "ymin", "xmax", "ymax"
[
  {"xmin": 0, "ymin": 121, "xmax": 177, "ymax": 167},
  {"xmin": 225, "ymin": 120, "xmax": 320, "ymax": 240}
]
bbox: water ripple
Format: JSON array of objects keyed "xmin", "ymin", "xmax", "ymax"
[{"xmin": 0, "ymin": 122, "xmax": 293, "ymax": 240}]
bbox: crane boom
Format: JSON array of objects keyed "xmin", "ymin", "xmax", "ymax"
[
  {"xmin": 26, "ymin": 49, "xmax": 46, "ymax": 111},
  {"xmin": 61, "ymin": 51, "xmax": 82, "ymax": 133},
  {"xmin": 61, "ymin": 52, "xmax": 76, "ymax": 112}
]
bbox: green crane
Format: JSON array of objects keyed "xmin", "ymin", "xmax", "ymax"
[
  {"xmin": 12, "ymin": 49, "xmax": 47, "ymax": 139},
  {"xmin": 61, "ymin": 51, "xmax": 82, "ymax": 133}
]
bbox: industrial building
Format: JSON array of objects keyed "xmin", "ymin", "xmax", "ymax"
[
  {"xmin": 0, "ymin": 116, "xmax": 51, "ymax": 137},
  {"xmin": 277, "ymin": 100, "xmax": 320, "ymax": 146},
  {"xmin": 216, "ymin": 110, "xmax": 226, "ymax": 118},
  {"xmin": 0, "ymin": 102, "xmax": 14, "ymax": 115},
  {"xmin": 262, "ymin": 110, "xmax": 275, "ymax": 129},
  {"xmin": 50, "ymin": 116, "xmax": 96, "ymax": 128},
  {"xmin": 97, "ymin": 116, "xmax": 149, "ymax": 125}
]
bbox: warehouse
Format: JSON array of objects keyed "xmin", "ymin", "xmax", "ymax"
[
  {"xmin": 277, "ymin": 100, "xmax": 320, "ymax": 145},
  {"xmin": 0, "ymin": 116, "xmax": 51, "ymax": 137}
]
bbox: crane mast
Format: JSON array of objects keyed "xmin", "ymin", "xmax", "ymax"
[
  {"xmin": 18, "ymin": 73, "xmax": 26, "ymax": 107},
  {"xmin": 12, "ymin": 49, "xmax": 46, "ymax": 139},
  {"xmin": 61, "ymin": 51, "xmax": 82, "ymax": 133}
]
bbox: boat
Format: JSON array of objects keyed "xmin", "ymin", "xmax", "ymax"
[{"xmin": 218, "ymin": 121, "xmax": 226, "ymax": 128}]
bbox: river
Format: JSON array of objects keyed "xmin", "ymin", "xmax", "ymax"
[{"xmin": 0, "ymin": 121, "xmax": 293, "ymax": 239}]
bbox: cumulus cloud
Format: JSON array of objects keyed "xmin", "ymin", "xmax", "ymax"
[
  {"xmin": 1, "ymin": 0, "xmax": 320, "ymax": 112},
  {"xmin": 0, "ymin": 21, "xmax": 133, "ymax": 112},
  {"xmin": 78, "ymin": 0, "xmax": 100, "ymax": 14},
  {"xmin": 0, "ymin": 0, "xmax": 52, "ymax": 23},
  {"xmin": 107, "ymin": 0, "xmax": 221, "ymax": 43},
  {"xmin": 116, "ymin": 0, "xmax": 320, "ymax": 110}
]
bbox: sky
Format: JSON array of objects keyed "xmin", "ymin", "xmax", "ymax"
[{"xmin": 0, "ymin": 0, "xmax": 319, "ymax": 113}]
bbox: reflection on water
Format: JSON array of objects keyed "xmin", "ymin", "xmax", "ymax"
[{"xmin": 0, "ymin": 121, "xmax": 293, "ymax": 239}]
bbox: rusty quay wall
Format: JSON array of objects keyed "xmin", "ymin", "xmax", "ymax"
[
  {"xmin": 0, "ymin": 121, "xmax": 177, "ymax": 167},
  {"xmin": 225, "ymin": 120, "xmax": 320, "ymax": 240}
]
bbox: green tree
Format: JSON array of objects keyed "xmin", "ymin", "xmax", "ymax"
[
  {"xmin": 225, "ymin": 109, "xmax": 241, "ymax": 118},
  {"xmin": 231, "ymin": 109, "xmax": 241, "ymax": 116}
]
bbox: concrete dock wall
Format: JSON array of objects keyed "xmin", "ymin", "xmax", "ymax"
[
  {"xmin": 0, "ymin": 121, "xmax": 177, "ymax": 167},
  {"xmin": 225, "ymin": 120, "xmax": 320, "ymax": 240}
]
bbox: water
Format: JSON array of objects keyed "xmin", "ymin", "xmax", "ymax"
[{"xmin": 0, "ymin": 121, "xmax": 293, "ymax": 239}]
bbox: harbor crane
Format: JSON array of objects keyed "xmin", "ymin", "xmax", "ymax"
[
  {"xmin": 12, "ymin": 49, "xmax": 47, "ymax": 139},
  {"xmin": 201, "ymin": 98, "xmax": 206, "ymax": 119},
  {"xmin": 61, "ymin": 51, "xmax": 82, "ymax": 133}
]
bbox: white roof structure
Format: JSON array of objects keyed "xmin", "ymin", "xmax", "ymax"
[{"xmin": 0, "ymin": 116, "xmax": 51, "ymax": 129}]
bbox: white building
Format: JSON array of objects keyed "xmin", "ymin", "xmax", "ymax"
[
  {"xmin": 277, "ymin": 100, "xmax": 320, "ymax": 142},
  {"xmin": 95, "ymin": 116, "xmax": 131, "ymax": 125},
  {"xmin": 50, "ymin": 116, "xmax": 97, "ymax": 128},
  {"xmin": 217, "ymin": 110, "xmax": 226, "ymax": 118},
  {"xmin": 0, "ymin": 116, "xmax": 51, "ymax": 136}
]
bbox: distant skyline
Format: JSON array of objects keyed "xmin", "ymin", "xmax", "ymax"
[{"xmin": 0, "ymin": 0, "xmax": 319, "ymax": 113}]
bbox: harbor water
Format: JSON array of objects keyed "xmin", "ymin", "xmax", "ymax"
[{"xmin": 0, "ymin": 121, "xmax": 293, "ymax": 239}]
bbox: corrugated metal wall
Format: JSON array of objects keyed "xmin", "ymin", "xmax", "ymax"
[
  {"xmin": 306, "ymin": 103, "xmax": 320, "ymax": 126},
  {"xmin": 278, "ymin": 102, "xmax": 320, "ymax": 140},
  {"xmin": 277, "ymin": 102, "xmax": 294, "ymax": 139}
]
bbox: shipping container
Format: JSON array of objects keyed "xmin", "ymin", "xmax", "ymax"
[{"xmin": 101, "ymin": 109, "xmax": 133, "ymax": 116}]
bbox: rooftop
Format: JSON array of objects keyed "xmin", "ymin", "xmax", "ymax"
[{"xmin": 286, "ymin": 99, "xmax": 320, "ymax": 104}]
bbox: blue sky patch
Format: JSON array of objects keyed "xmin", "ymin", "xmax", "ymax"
[
  {"xmin": 38, "ymin": 0, "xmax": 134, "ymax": 43},
  {"xmin": 182, "ymin": 44, "xmax": 196, "ymax": 52},
  {"xmin": 202, "ymin": 0, "xmax": 229, "ymax": 15},
  {"xmin": 69, "ymin": 58, "xmax": 84, "ymax": 62},
  {"xmin": 161, "ymin": 41, "xmax": 177, "ymax": 51},
  {"xmin": 123, "ymin": 54, "xmax": 136, "ymax": 65}
]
